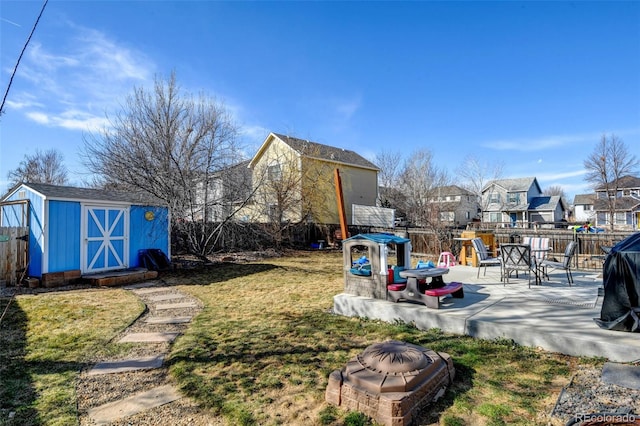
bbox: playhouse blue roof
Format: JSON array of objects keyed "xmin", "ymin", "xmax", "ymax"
[{"xmin": 344, "ymin": 233, "xmax": 410, "ymax": 244}]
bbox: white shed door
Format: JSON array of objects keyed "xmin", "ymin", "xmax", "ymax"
[{"xmin": 82, "ymin": 205, "xmax": 129, "ymax": 273}]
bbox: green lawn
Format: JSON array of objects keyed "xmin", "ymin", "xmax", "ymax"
[{"xmin": 1, "ymin": 251, "xmax": 601, "ymax": 426}]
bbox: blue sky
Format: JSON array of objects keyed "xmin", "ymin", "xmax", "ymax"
[{"xmin": 1, "ymin": 1, "xmax": 639, "ymax": 201}]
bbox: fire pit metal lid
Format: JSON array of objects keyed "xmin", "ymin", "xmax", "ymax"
[{"xmin": 344, "ymin": 340, "xmax": 444, "ymax": 393}]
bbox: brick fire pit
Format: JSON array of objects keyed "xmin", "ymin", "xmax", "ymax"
[{"xmin": 325, "ymin": 340, "xmax": 455, "ymax": 426}]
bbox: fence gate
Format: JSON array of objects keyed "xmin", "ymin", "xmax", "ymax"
[{"xmin": 0, "ymin": 227, "xmax": 29, "ymax": 286}]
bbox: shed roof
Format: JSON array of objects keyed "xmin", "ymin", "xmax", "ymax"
[{"xmin": 2, "ymin": 182, "xmax": 166, "ymax": 206}]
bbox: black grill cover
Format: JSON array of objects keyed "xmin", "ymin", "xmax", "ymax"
[{"xmin": 594, "ymin": 232, "xmax": 640, "ymax": 332}]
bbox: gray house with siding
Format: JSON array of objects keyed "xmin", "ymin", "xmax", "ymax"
[
  {"xmin": 481, "ymin": 177, "xmax": 568, "ymax": 227},
  {"xmin": 593, "ymin": 175, "xmax": 640, "ymax": 230}
]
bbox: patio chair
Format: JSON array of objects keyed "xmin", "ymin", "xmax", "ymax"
[
  {"xmin": 471, "ymin": 237, "xmax": 501, "ymax": 278},
  {"xmin": 521, "ymin": 236, "xmax": 550, "ymax": 265},
  {"xmin": 500, "ymin": 243, "xmax": 536, "ymax": 287},
  {"xmin": 540, "ymin": 241, "xmax": 577, "ymax": 286}
]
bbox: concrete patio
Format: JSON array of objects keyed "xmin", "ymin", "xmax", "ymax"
[{"xmin": 333, "ymin": 264, "xmax": 640, "ymax": 363}]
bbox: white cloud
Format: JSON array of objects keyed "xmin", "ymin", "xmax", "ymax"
[
  {"xmin": 13, "ymin": 23, "xmax": 155, "ymax": 132},
  {"xmin": 4, "ymin": 95, "xmax": 43, "ymax": 110},
  {"xmin": 26, "ymin": 111, "xmax": 50, "ymax": 124},
  {"xmin": 334, "ymin": 95, "xmax": 362, "ymax": 121},
  {"xmin": 536, "ymin": 169, "xmax": 586, "ymax": 181},
  {"xmin": 485, "ymin": 132, "xmax": 602, "ymax": 152}
]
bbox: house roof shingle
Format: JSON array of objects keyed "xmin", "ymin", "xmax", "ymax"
[
  {"xmin": 595, "ymin": 175, "xmax": 640, "ymax": 191},
  {"xmin": 594, "ymin": 196, "xmax": 640, "ymax": 212},
  {"xmin": 529, "ymin": 195, "xmax": 562, "ymax": 211},
  {"xmin": 483, "ymin": 177, "xmax": 538, "ymax": 193},
  {"xmin": 272, "ymin": 133, "xmax": 379, "ymax": 171},
  {"xmin": 573, "ymin": 193, "xmax": 596, "ymax": 205},
  {"xmin": 434, "ymin": 185, "xmax": 475, "ymax": 196}
]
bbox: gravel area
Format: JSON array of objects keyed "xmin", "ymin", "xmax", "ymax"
[{"xmin": 551, "ymin": 366, "xmax": 640, "ymax": 425}]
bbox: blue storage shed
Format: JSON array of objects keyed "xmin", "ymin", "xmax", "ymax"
[{"xmin": 0, "ymin": 182, "xmax": 170, "ymax": 278}]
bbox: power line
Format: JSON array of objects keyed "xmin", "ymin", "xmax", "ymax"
[{"xmin": 0, "ymin": 0, "xmax": 49, "ymax": 118}]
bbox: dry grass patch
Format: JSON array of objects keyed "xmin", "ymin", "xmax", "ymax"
[
  {"xmin": 165, "ymin": 251, "xmax": 599, "ymax": 426},
  {"xmin": 0, "ymin": 289, "xmax": 143, "ymax": 425}
]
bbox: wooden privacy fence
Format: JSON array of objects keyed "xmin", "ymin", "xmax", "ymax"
[
  {"xmin": 371, "ymin": 226, "xmax": 634, "ymax": 272},
  {"xmin": 0, "ymin": 227, "xmax": 28, "ymax": 286}
]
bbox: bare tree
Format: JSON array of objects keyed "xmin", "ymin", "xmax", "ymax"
[
  {"xmin": 543, "ymin": 185, "xmax": 567, "ymax": 198},
  {"xmin": 374, "ymin": 150, "xmax": 402, "ymax": 209},
  {"xmin": 398, "ymin": 149, "xmax": 449, "ymax": 228},
  {"xmin": 82, "ymin": 72, "xmax": 244, "ymax": 256},
  {"xmin": 455, "ymin": 155, "xmax": 503, "ymax": 222},
  {"xmin": 7, "ymin": 148, "xmax": 68, "ymax": 185},
  {"xmin": 584, "ymin": 134, "xmax": 639, "ymax": 231}
]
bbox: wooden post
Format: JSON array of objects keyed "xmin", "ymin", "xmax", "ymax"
[{"xmin": 334, "ymin": 168, "xmax": 348, "ymax": 242}]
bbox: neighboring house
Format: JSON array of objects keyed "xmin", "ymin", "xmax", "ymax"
[
  {"xmin": 482, "ymin": 177, "xmax": 568, "ymax": 227},
  {"xmin": 573, "ymin": 193, "xmax": 597, "ymax": 223},
  {"xmin": 244, "ymin": 132, "xmax": 379, "ymax": 225},
  {"xmin": 0, "ymin": 182, "xmax": 169, "ymax": 278},
  {"xmin": 428, "ymin": 185, "xmax": 480, "ymax": 228},
  {"xmin": 527, "ymin": 195, "xmax": 569, "ymax": 225},
  {"xmin": 192, "ymin": 160, "xmax": 252, "ymax": 222},
  {"xmin": 593, "ymin": 175, "xmax": 640, "ymax": 230}
]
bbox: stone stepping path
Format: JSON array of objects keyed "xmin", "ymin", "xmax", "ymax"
[
  {"xmin": 118, "ymin": 332, "xmax": 180, "ymax": 343},
  {"xmin": 87, "ymin": 384, "xmax": 182, "ymax": 425},
  {"xmin": 130, "ymin": 286, "xmax": 170, "ymax": 294},
  {"xmin": 156, "ymin": 301, "xmax": 198, "ymax": 310},
  {"xmin": 81, "ymin": 281, "xmax": 202, "ymax": 425},
  {"xmin": 145, "ymin": 316, "xmax": 193, "ymax": 324},
  {"xmin": 87, "ymin": 355, "xmax": 165, "ymax": 376},
  {"xmin": 147, "ymin": 293, "xmax": 186, "ymax": 302}
]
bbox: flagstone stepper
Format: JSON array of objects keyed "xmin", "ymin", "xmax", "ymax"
[
  {"xmin": 144, "ymin": 316, "xmax": 193, "ymax": 324},
  {"xmin": 147, "ymin": 293, "xmax": 186, "ymax": 302},
  {"xmin": 87, "ymin": 355, "xmax": 165, "ymax": 376},
  {"xmin": 155, "ymin": 301, "xmax": 198, "ymax": 310},
  {"xmin": 87, "ymin": 384, "xmax": 181, "ymax": 425},
  {"xmin": 118, "ymin": 332, "xmax": 180, "ymax": 343},
  {"xmin": 130, "ymin": 287, "xmax": 171, "ymax": 294}
]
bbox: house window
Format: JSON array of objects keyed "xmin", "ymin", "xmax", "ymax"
[
  {"xmin": 439, "ymin": 211, "xmax": 454, "ymax": 222},
  {"xmin": 615, "ymin": 212, "xmax": 627, "ymax": 224},
  {"xmin": 489, "ymin": 193, "xmax": 500, "ymax": 204},
  {"xmin": 489, "ymin": 213, "xmax": 501, "ymax": 222},
  {"xmin": 507, "ymin": 193, "xmax": 519, "ymax": 203},
  {"xmin": 465, "ymin": 211, "xmax": 470, "ymax": 220},
  {"xmin": 267, "ymin": 164, "xmax": 282, "ymax": 181},
  {"xmin": 268, "ymin": 203, "xmax": 279, "ymax": 222}
]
